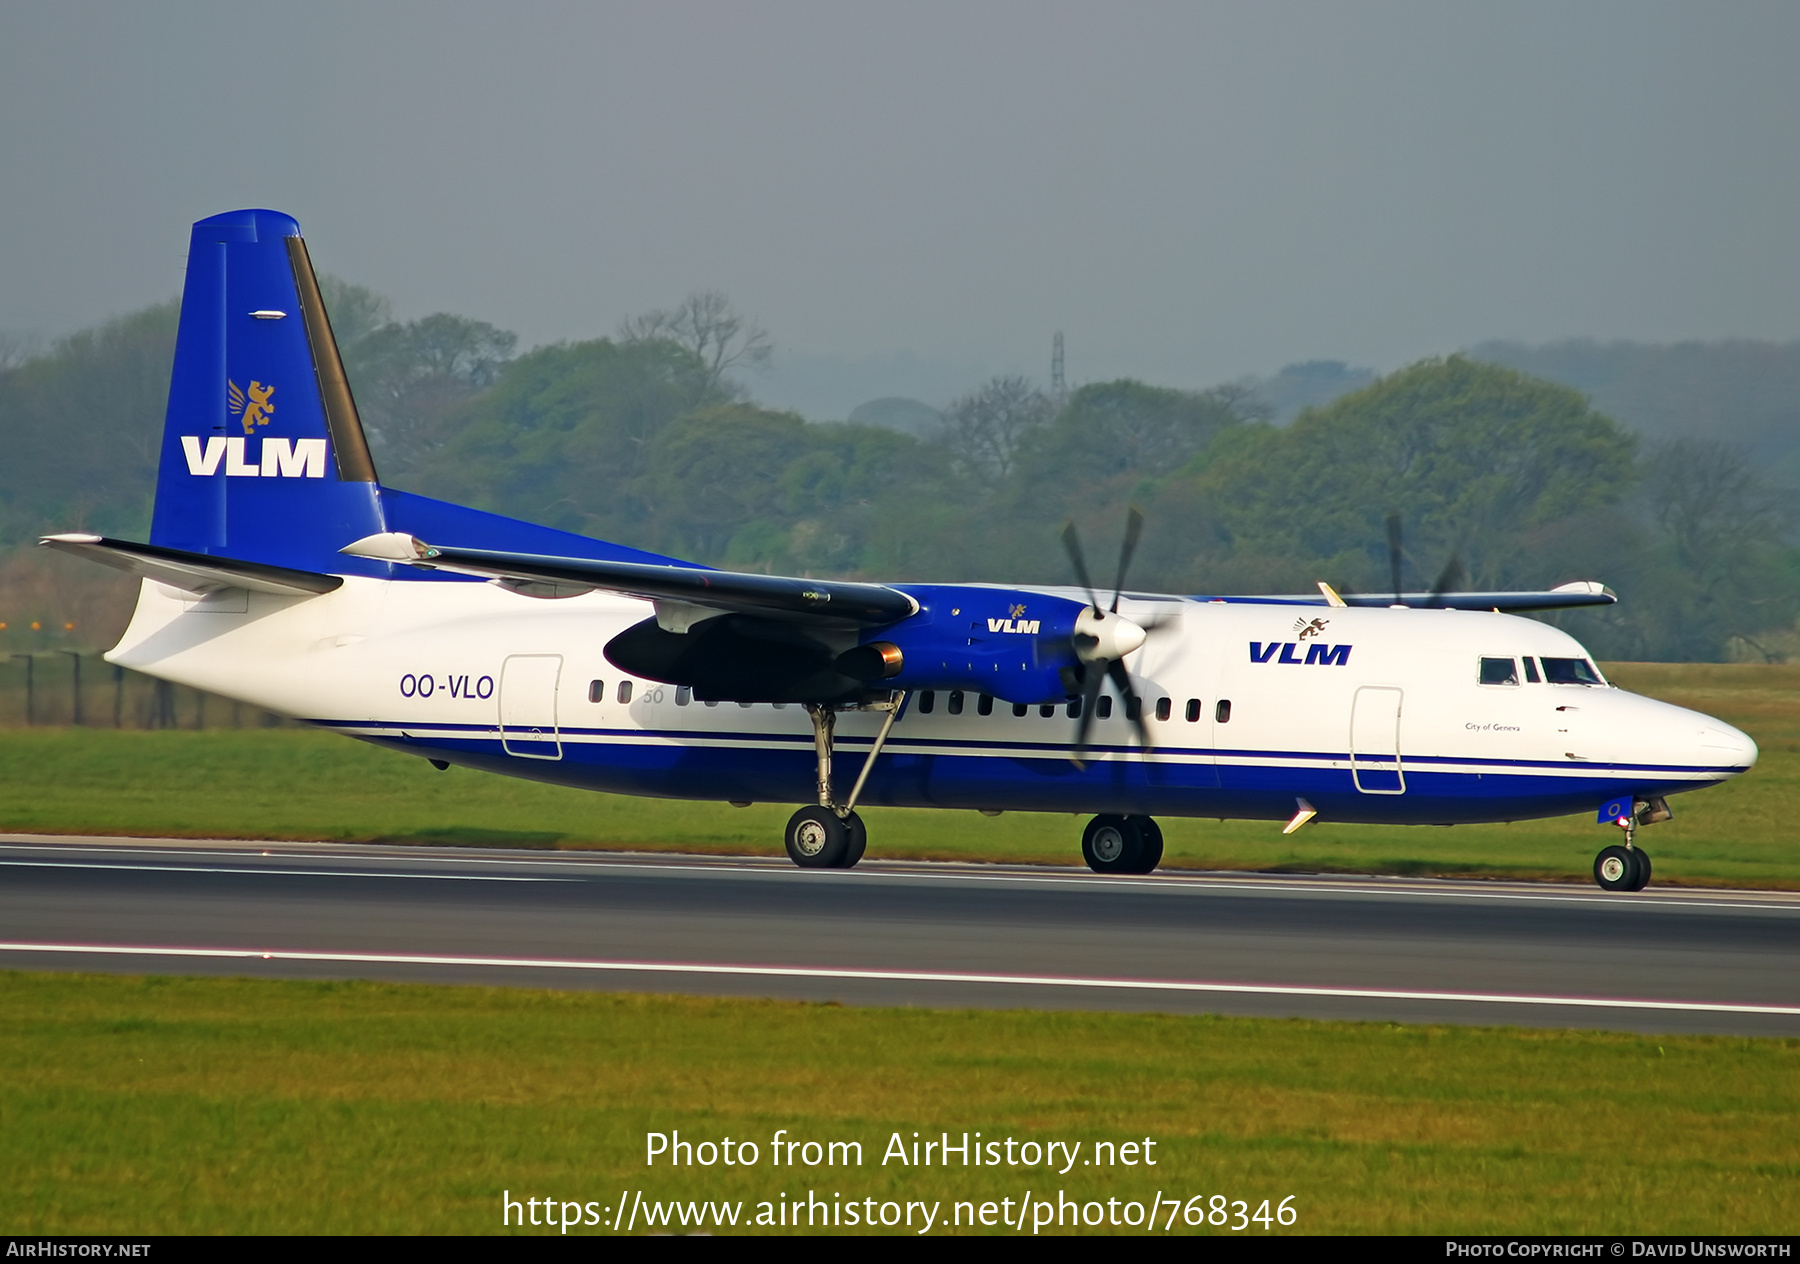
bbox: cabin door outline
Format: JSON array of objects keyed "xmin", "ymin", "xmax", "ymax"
[
  {"xmin": 1349, "ymin": 685, "xmax": 1405, "ymax": 794},
  {"xmin": 500, "ymin": 654, "xmax": 564, "ymax": 760}
]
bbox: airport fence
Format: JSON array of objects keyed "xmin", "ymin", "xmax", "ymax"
[{"xmin": 0, "ymin": 651, "xmax": 292, "ymax": 730}]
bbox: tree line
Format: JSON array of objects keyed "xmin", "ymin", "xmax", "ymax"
[{"xmin": 0, "ymin": 284, "xmax": 1794, "ymax": 662}]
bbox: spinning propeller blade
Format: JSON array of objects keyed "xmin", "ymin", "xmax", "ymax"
[
  {"xmin": 1386, "ymin": 511, "xmax": 1404, "ymax": 606},
  {"xmin": 1426, "ymin": 553, "xmax": 1466, "ymax": 608},
  {"xmin": 1357, "ymin": 512, "xmax": 1466, "ymax": 609},
  {"xmin": 1060, "ymin": 521, "xmax": 1101, "ymax": 614},
  {"xmin": 1071, "ymin": 661, "xmax": 1107, "ymax": 767},
  {"xmin": 1110, "ymin": 507, "xmax": 1143, "ymax": 613}
]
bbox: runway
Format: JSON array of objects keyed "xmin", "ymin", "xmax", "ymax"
[{"xmin": 1, "ymin": 833, "xmax": 1796, "ymax": 1036}]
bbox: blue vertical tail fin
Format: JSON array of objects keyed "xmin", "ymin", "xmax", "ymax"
[{"xmin": 148, "ymin": 208, "xmax": 388, "ymax": 575}]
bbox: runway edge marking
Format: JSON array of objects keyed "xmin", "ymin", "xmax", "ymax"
[{"xmin": 1, "ymin": 942, "xmax": 1796, "ymax": 1017}]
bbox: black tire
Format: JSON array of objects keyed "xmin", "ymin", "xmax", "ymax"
[
  {"xmin": 1594, "ymin": 844, "xmax": 1637, "ymax": 892},
  {"xmin": 1626, "ymin": 847, "xmax": 1652, "ymax": 892},
  {"xmin": 1132, "ymin": 816, "xmax": 1164, "ymax": 874},
  {"xmin": 839, "ymin": 812, "xmax": 868, "ymax": 869},
  {"xmin": 1082, "ymin": 815, "xmax": 1145, "ymax": 875},
  {"xmin": 785, "ymin": 806, "xmax": 849, "ymax": 869}
]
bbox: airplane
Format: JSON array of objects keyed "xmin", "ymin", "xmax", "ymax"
[{"xmin": 42, "ymin": 209, "xmax": 1758, "ymax": 892}]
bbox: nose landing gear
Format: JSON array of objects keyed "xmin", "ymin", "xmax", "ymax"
[
  {"xmin": 1592, "ymin": 798, "xmax": 1663, "ymax": 892},
  {"xmin": 1593, "ymin": 843, "xmax": 1650, "ymax": 892}
]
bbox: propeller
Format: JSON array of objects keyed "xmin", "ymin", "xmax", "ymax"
[
  {"xmin": 1060, "ymin": 508, "xmax": 1157, "ymax": 767},
  {"xmin": 1368, "ymin": 511, "xmax": 1464, "ymax": 608}
]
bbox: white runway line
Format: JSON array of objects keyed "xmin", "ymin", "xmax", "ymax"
[
  {"xmin": 0, "ymin": 860, "xmax": 570, "ymax": 882},
  {"xmin": 1, "ymin": 941, "xmax": 1796, "ymax": 1017}
]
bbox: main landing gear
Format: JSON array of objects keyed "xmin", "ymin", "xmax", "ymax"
[
  {"xmin": 782, "ymin": 696, "xmax": 902, "ymax": 869},
  {"xmin": 1081, "ymin": 814, "xmax": 1164, "ymax": 875}
]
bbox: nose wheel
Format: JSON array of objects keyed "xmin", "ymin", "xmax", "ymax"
[
  {"xmin": 1081, "ymin": 814, "xmax": 1163, "ymax": 875},
  {"xmin": 1593, "ymin": 843, "xmax": 1651, "ymax": 892}
]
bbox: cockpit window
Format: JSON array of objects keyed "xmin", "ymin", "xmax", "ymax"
[
  {"xmin": 1541, "ymin": 657, "xmax": 1603, "ymax": 685},
  {"xmin": 1479, "ymin": 657, "xmax": 1520, "ymax": 686}
]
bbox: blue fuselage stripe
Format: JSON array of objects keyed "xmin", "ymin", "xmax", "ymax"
[
  {"xmin": 313, "ymin": 717, "xmax": 1743, "ymax": 825},
  {"xmin": 307, "ymin": 718, "xmax": 1745, "ymax": 777}
]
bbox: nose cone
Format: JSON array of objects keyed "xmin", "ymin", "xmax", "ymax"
[
  {"xmin": 1074, "ymin": 608, "xmax": 1147, "ymax": 662},
  {"xmin": 1699, "ymin": 721, "xmax": 1758, "ymax": 772}
]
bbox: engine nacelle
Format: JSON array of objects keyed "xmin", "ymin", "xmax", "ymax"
[
  {"xmin": 604, "ymin": 585, "xmax": 1096, "ymax": 707},
  {"xmin": 860, "ymin": 585, "xmax": 1090, "ymax": 705}
]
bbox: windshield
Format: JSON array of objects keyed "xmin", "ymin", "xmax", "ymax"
[{"xmin": 1540, "ymin": 656, "xmax": 1603, "ymax": 685}]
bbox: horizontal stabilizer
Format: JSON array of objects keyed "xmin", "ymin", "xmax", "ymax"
[
  {"xmin": 41, "ymin": 533, "xmax": 343, "ymax": 597},
  {"xmin": 1220, "ymin": 581, "xmax": 1616, "ymax": 612},
  {"xmin": 341, "ymin": 533, "xmax": 918, "ymax": 628}
]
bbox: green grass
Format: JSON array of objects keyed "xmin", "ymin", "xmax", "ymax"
[
  {"xmin": 1, "ymin": 662, "xmax": 1795, "ymax": 887},
  {"xmin": 1, "ymin": 971, "xmax": 1794, "ymax": 1236}
]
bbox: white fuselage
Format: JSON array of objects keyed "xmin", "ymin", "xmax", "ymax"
[{"xmin": 106, "ymin": 576, "xmax": 1756, "ymax": 826}]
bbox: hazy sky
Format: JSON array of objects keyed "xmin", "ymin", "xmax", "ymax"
[{"xmin": 3, "ymin": 1, "xmax": 1798, "ymax": 414}]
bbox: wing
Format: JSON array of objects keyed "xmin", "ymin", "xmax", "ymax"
[
  {"xmin": 1210, "ymin": 580, "xmax": 1615, "ymax": 612},
  {"xmin": 341, "ymin": 532, "xmax": 917, "ymax": 629}
]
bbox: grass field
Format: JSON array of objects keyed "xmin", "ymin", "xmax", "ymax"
[
  {"xmin": 0, "ymin": 662, "xmax": 1793, "ymax": 886},
  {"xmin": 1, "ymin": 971, "xmax": 1793, "ymax": 1236}
]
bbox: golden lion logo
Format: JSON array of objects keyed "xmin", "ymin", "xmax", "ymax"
[
  {"xmin": 1294, "ymin": 616, "xmax": 1330, "ymax": 641},
  {"xmin": 1009, "ymin": 603, "xmax": 1027, "ymax": 619},
  {"xmin": 228, "ymin": 379, "xmax": 276, "ymax": 434}
]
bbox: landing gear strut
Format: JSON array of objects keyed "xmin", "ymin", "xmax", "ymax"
[
  {"xmin": 782, "ymin": 694, "xmax": 902, "ymax": 870},
  {"xmin": 1081, "ymin": 814, "xmax": 1163, "ymax": 875}
]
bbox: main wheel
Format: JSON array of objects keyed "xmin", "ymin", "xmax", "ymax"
[
  {"xmin": 839, "ymin": 812, "xmax": 867, "ymax": 869},
  {"xmin": 785, "ymin": 806, "xmax": 849, "ymax": 869},
  {"xmin": 1626, "ymin": 847, "xmax": 1652, "ymax": 891},
  {"xmin": 1594, "ymin": 844, "xmax": 1639, "ymax": 892},
  {"xmin": 1082, "ymin": 814, "xmax": 1145, "ymax": 875},
  {"xmin": 1132, "ymin": 816, "xmax": 1164, "ymax": 874}
]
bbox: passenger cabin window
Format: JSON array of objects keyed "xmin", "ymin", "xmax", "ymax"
[
  {"xmin": 616, "ymin": 680, "xmax": 633, "ymax": 704},
  {"xmin": 948, "ymin": 690, "xmax": 965, "ymax": 715},
  {"xmin": 1541, "ymin": 657, "xmax": 1603, "ymax": 685},
  {"xmin": 1154, "ymin": 697, "xmax": 1172, "ymax": 722},
  {"xmin": 1066, "ymin": 697, "xmax": 1081, "ymax": 719},
  {"xmin": 978, "ymin": 694, "xmax": 994, "ymax": 716},
  {"xmin": 1479, "ymin": 657, "xmax": 1520, "ymax": 686},
  {"xmin": 1041, "ymin": 703, "xmax": 1057, "ymax": 718},
  {"xmin": 1096, "ymin": 695, "xmax": 1114, "ymax": 719},
  {"xmin": 918, "ymin": 690, "xmax": 936, "ymax": 714},
  {"xmin": 1125, "ymin": 695, "xmax": 1142, "ymax": 722},
  {"xmin": 1185, "ymin": 698, "xmax": 1201, "ymax": 723},
  {"xmin": 1215, "ymin": 699, "xmax": 1232, "ymax": 724},
  {"xmin": 1013, "ymin": 702, "xmax": 1028, "ymax": 717},
  {"xmin": 676, "ymin": 685, "xmax": 692, "ymax": 705},
  {"xmin": 1522, "ymin": 657, "xmax": 1540, "ymax": 683},
  {"xmin": 588, "ymin": 680, "xmax": 605, "ymax": 703}
]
